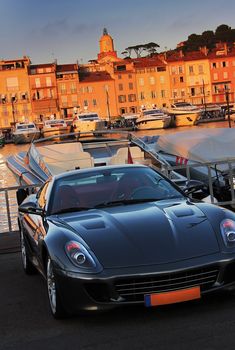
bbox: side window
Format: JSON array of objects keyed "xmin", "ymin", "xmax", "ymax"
[{"xmin": 37, "ymin": 182, "xmax": 49, "ymax": 208}]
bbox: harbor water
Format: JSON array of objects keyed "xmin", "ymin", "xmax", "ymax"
[{"xmin": 0, "ymin": 120, "xmax": 232, "ymax": 233}]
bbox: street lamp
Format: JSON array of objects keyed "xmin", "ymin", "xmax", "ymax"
[
  {"xmin": 225, "ymin": 87, "xmax": 231, "ymax": 128},
  {"xmin": 11, "ymin": 96, "xmax": 16, "ymax": 125},
  {"xmin": 105, "ymin": 86, "xmax": 111, "ymax": 125}
]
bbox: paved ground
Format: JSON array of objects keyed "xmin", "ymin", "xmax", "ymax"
[{"xmin": 2, "ymin": 237, "xmax": 235, "ymax": 349}]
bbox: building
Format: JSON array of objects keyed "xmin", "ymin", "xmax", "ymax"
[{"xmin": 0, "ymin": 30, "xmax": 235, "ymax": 129}]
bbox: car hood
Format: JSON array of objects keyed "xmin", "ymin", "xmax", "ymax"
[{"xmin": 59, "ymin": 201, "xmax": 220, "ymax": 268}]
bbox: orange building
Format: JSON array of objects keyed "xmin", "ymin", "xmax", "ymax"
[
  {"xmin": 1, "ymin": 30, "xmax": 235, "ymax": 130},
  {"xmin": 0, "ymin": 56, "xmax": 31, "ymax": 128},
  {"xmin": 208, "ymin": 43, "xmax": 235, "ymax": 104},
  {"xmin": 56, "ymin": 63, "xmax": 79, "ymax": 118},
  {"xmin": 28, "ymin": 63, "xmax": 59, "ymax": 121},
  {"xmin": 132, "ymin": 56, "xmax": 170, "ymax": 109},
  {"xmin": 78, "ymin": 69, "xmax": 117, "ymax": 120}
]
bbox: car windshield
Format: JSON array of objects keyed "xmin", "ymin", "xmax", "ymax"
[{"xmin": 49, "ymin": 167, "xmax": 184, "ymax": 214}]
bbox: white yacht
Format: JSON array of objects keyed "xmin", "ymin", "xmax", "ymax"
[
  {"xmin": 12, "ymin": 122, "xmax": 41, "ymax": 144},
  {"xmin": 135, "ymin": 108, "xmax": 171, "ymax": 130},
  {"xmin": 165, "ymin": 102, "xmax": 202, "ymax": 127},
  {"xmin": 41, "ymin": 119, "xmax": 69, "ymax": 139},
  {"xmin": 72, "ymin": 112, "xmax": 106, "ymax": 133}
]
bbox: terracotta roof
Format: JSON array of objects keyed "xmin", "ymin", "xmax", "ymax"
[
  {"xmin": 79, "ymin": 71, "xmax": 113, "ymax": 82},
  {"xmin": 129, "ymin": 56, "xmax": 166, "ymax": 68}
]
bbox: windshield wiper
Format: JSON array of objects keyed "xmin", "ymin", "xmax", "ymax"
[
  {"xmin": 94, "ymin": 198, "xmax": 159, "ymax": 208},
  {"xmin": 52, "ymin": 207, "xmax": 92, "ymax": 215}
]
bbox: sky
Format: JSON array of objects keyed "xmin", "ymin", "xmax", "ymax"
[{"xmin": 1, "ymin": 0, "xmax": 235, "ymax": 65}]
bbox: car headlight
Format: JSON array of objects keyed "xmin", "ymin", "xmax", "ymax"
[
  {"xmin": 65, "ymin": 241, "xmax": 97, "ymax": 270},
  {"xmin": 220, "ymin": 219, "xmax": 235, "ymax": 246}
]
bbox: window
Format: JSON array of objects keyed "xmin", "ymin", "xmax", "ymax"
[
  {"xmin": 118, "ymin": 95, "xmax": 126, "ymax": 103},
  {"xmin": 161, "ymin": 90, "xmax": 165, "ymax": 98},
  {"xmin": 213, "ymin": 73, "xmax": 218, "ymax": 80},
  {"xmin": 223, "ymin": 72, "xmax": 228, "ymax": 79},
  {"xmin": 149, "ymin": 76, "xmax": 155, "ymax": 85},
  {"xmin": 92, "ymin": 99, "xmax": 97, "ymax": 106},
  {"xmin": 171, "ymin": 66, "xmax": 177, "ymax": 75},
  {"xmin": 180, "ymin": 76, "xmax": 184, "ymax": 83},
  {"xmin": 179, "ymin": 66, "xmax": 183, "ymax": 74},
  {"xmin": 35, "ymin": 78, "xmax": 41, "ymax": 88},
  {"xmin": 128, "ymin": 94, "xmax": 136, "ymax": 102},
  {"xmin": 198, "ymin": 65, "xmax": 204, "ymax": 74},
  {"xmin": 212, "ymin": 62, "xmax": 217, "ymax": 68},
  {"xmin": 84, "ymin": 100, "xmax": 88, "ymax": 107},
  {"xmin": 140, "ymin": 92, "xmax": 145, "ymax": 100},
  {"xmin": 72, "ymin": 94, "xmax": 78, "ymax": 106},
  {"xmin": 60, "ymin": 84, "xmax": 66, "ymax": 93},
  {"xmin": 222, "ymin": 61, "xmax": 228, "ymax": 68},
  {"xmin": 46, "ymin": 77, "xmax": 52, "ymax": 87},
  {"xmin": 116, "ymin": 65, "xmax": 126, "ymax": 71},
  {"xmin": 191, "ymin": 88, "xmax": 195, "ymax": 96},
  {"xmin": 181, "ymin": 89, "xmax": 185, "ymax": 97},
  {"xmin": 139, "ymin": 78, "xmax": 144, "ymax": 86},
  {"xmin": 129, "ymin": 82, "xmax": 133, "ymax": 90},
  {"xmin": 61, "ymin": 96, "xmax": 68, "ymax": 106},
  {"xmin": 70, "ymin": 83, "xmax": 76, "ymax": 93},
  {"xmin": 118, "ymin": 83, "xmax": 123, "ymax": 91},
  {"xmin": 46, "ymin": 67, "xmax": 52, "ymax": 73},
  {"xmin": 189, "ymin": 66, "xmax": 194, "ymax": 74},
  {"xmin": 7, "ymin": 77, "xmax": 19, "ymax": 90},
  {"xmin": 173, "ymin": 90, "xmax": 177, "ymax": 98},
  {"xmin": 151, "ymin": 91, "xmax": 156, "ymax": 99}
]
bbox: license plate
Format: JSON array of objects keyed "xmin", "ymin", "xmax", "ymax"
[{"xmin": 144, "ymin": 286, "xmax": 201, "ymax": 307}]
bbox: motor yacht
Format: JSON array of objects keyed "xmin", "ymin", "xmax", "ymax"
[
  {"xmin": 165, "ymin": 102, "xmax": 202, "ymax": 127},
  {"xmin": 12, "ymin": 122, "xmax": 41, "ymax": 144},
  {"xmin": 135, "ymin": 108, "xmax": 171, "ymax": 130},
  {"xmin": 41, "ymin": 119, "xmax": 69, "ymax": 139},
  {"xmin": 72, "ymin": 112, "xmax": 106, "ymax": 134}
]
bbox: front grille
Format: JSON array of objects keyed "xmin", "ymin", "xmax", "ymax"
[{"xmin": 114, "ymin": 266, "xmax": 219, "ymax": 302}]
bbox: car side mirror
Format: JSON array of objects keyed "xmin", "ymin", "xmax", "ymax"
[{"xmin": 19, "ymin": 202, "xmax": 44, "ymax": 216}]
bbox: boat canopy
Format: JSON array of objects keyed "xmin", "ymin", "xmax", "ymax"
[{"xmin": 155, "ymin": 128, "xmax": 235, "ymax": 163}]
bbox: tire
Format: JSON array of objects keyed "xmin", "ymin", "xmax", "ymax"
[
  {"xmin": 20, "ymin": 228, "xmax": 37, "ymax": 275},
  {"xmin": 46, "ymin": 256, "xmax": 66, "ymax": 319}
]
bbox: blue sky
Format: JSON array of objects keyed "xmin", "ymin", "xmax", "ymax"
[{"xmin": 1, "ymin": 0, "xmax": 235, "ymax": 64}]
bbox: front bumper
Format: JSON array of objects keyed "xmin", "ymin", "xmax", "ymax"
[{"xmin": 54, "ymin": 253, "xmax": 235, "ymax": 314}]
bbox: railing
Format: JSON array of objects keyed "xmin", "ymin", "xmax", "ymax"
[{"xmin": 0, "ymin": 184, "xmax": 38, "ymax": 234}]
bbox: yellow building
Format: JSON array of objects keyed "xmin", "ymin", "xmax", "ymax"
[{"xmin": 0, "ymin": 56, "xmax": 31, "ymax": 128}]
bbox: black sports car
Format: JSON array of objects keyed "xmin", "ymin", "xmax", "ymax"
[{"xmin": 18, "ymin": 164, "xmax": 235, "ymax": 318}]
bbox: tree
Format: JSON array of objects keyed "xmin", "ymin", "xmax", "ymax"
[
  {"xmin": 215, "ymin": 24, "xmax": 232, "ymax": 42},
  {"xmin": 144, "ymin": 42, "xmax": 160, "ymax": 56}
]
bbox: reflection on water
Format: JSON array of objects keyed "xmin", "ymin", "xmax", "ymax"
[{"xmin": 0, "ymin": 120, "xmax": 232, "ymax": 232}]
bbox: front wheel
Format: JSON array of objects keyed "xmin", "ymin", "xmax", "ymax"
[
  {"xmin": 46, "ymin": 256, "xmax": 66, "ymax": 319},
  {"xmin": 20, "ymin": 228, "xmax": 37, "ymax": 275}
]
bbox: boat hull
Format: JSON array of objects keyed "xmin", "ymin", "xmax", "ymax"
[
  {"xmin": 170, "ymin": 112, "xmax": 200, "ymax": 127},
  {"xmin": 136, "ymin": 116, "xmax": 171, "ymax": 130},
  {"xmin": 12, "ymin": 131, "xmax": 41, "ymax": 144},
  {"xmin": 73, "ymin": 120, "xmax": 106, "ymax": 133}
]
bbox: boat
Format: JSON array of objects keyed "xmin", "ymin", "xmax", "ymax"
[
  {"xmin": 12, "ymin": 122, "xmax": 41, "ymax": 144},
  {"xmin": 41, "ymin": 119, "xmax": 69, "ymax": 139},
  {"xmin": 6, "ymin": 130, "xmax": 186, "ymax": 186},
  {"xmin": 151, "ymin": 128, "xmax": 235, "ymax": 206},
  {"xmin": 165, "ymin": 102, "xmax": 202, "ymax": 127},
  {"xmin": 197, "ymin": 104, "xmax": 226, "ymax": 123},
  {"xmin": 0, "ymin": 130, "xmax": 5, "ymax": 147},
  {"xmin": 135, "ymin": 108, "xmax": 171, "ymax": 130},
  {"xmin": 72, "ymin": 112, "xmax": 106, "ymax": 134}
]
